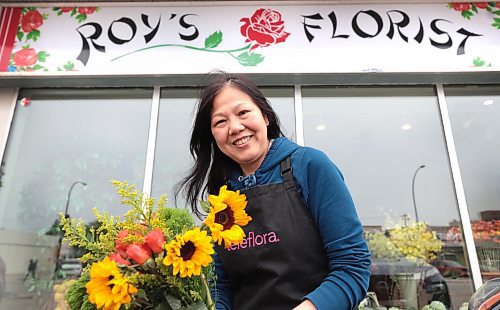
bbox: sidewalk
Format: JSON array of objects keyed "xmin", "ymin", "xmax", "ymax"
[{"xmin": 0, "ymin": 273, "xmax": 54, "ymax": 310}]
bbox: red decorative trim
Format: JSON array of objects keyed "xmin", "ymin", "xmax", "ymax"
[{"xmin": 0, "ymin": 8, "xmax": 21, "ymax": 71}]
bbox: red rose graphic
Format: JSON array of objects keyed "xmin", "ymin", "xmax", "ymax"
[
  {"xmin": 240, "ymin": 8, "xmax": 290, "ymax": 50},
  {"xmin": 13, "ymin": 48, "xmax": 37, "ymax": 67},
  {"xmin": 474, "ymin": 2, "xmax": 488, "ymax": 9},
  {"xmin": 60, "ymin": 7, "xmax": 74, "ymax": 13},
  {"xmin": 21, "ymin": 10, "xmax": 43, "ymax": 33},
  {"xmin": 452, "ymin": 3, "xmax": 471, "ymax": 11},
  {"xmin": 77, "ymin": 7, "xmax": 97, "ymax": 15}
]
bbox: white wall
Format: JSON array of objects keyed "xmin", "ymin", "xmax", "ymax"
[
  {"xmin": 0, "ymin": 229, "xmax": 59, "ymax": 275},
  {"xmin": 0, "ymin": 88, "xmax": 16, "ymax": 165}
]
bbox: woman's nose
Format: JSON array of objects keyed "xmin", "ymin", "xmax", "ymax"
[{"xmin": 229, "ymin": 120, "xmax": 245, "ymax": 135}]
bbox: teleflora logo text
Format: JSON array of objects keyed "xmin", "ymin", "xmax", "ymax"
[{"xmin": 226, "ymin": 230, "xmax": 280, "ymax": 251}]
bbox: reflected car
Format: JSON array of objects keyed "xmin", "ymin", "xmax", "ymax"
[
  {"xmin": 369, "ymin": 258, "xmax": 452, "ymax": 309},
  {"xmin": 60, "ymin": 258, "xmax": 82, "ymax": 277},
  {"xmin": 430, "ymin": 259, "xmax": 468, "ymax": 279}
]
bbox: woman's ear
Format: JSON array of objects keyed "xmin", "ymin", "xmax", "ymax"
[{"xmin": 264, "ymin": 116, "xmax": 270, "ymax": 126}]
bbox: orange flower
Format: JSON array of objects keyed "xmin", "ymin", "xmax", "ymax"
[
  {"xmin": 108, "ymin": 252, "xmax": 130, "ymax": 266},
  {"xmin": 145, "ymin": 228, "xmax": 165, "ymax": 254},
  {"xmin": 126, "ymin": 243, "xmax": 151, "ymax": 265}
]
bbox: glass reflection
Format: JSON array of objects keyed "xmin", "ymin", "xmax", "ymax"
[
  {"xmin": 446, "ymin": 85, "xmax": 500, "ymax": 283},
  {"xmin": 0, "ymin": 88, "xmax": 152, "ymax": 310},
  {"xmin": 302, "ymin": 86, "xmax": 473, "ymax": 309}
]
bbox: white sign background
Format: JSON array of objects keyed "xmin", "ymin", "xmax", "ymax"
[{"xmin": 5, "ymin": 4, "xmax": 500, "ymax": 74}]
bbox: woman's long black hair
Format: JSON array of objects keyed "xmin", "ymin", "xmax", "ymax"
[{"xmin": 175, "ymin": 72, "xmax": 283, "ymax": 218}]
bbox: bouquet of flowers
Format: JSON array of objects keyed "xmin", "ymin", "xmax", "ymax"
[
  {"xmin": 367, "ymin": 221, "xmax": 443, "ymax": 264},
  {"xmin": 59, "ymin": 180, "xmax": 252, "ymax": 310}
]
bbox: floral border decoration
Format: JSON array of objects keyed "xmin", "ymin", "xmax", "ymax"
[
  {"xmin": 448, "ymin": 2, "xmax": 500, "ymax": 28},
  {"xmin": 8, "ymin": 7, "xmax": 99, "ymax": 72},
  {"xmin": 448, "ymin": 2, "xmax": 498, "ymax": 67}
]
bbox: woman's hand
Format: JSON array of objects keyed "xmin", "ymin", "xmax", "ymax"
[{"xmin": 292, "ymin": 300, "xmax": 317, "ymax": 310}]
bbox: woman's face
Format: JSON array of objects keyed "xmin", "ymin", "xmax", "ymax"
[{"xmin": 211, "ymin": 85, "xmax": 269, "ymax": 176}]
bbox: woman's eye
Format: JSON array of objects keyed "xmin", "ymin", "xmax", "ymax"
[
  {"xmin": 238, "ymin": 110, "xmax": 250, "ymax": 116},
  {"xmin": 213, "ymin": 119, "xmax": 226, "ymax": 127}
]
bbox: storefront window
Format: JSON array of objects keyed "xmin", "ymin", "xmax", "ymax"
[
  {"xmin": 302, "ymin": 87, "xmax": 473, "ymax": 310},
  {"xmin": 0, "ymin": 88, "xmax": 152, "ymax": 309},
  {"xmin": 446, "ymin": 85, "xmax": 500, "ymax": 283},
  {"xmin": 151, "ymin": 87, "xmax": 295, "ymax": 206}
]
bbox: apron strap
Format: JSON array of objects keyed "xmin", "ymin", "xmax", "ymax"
[{"xmin": 280, "ymin": 157, "xmax": 296, "ymax": 190}]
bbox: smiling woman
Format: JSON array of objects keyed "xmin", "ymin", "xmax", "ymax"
[
  {"xmin": 175, "ymin": 72, "xmax": 371, "ymax": 310},
  {"xmin": 210, "ymin": 86, "xmax": 271, "ymax": 176}
]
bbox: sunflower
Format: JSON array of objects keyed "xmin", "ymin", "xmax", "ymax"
[
  {"xmin": 163, "ymin": 228, "xmax": 214, "ymax": 278},
  {"xmin": 205, "ymin": 185, "xmax": 252, "ymax": 248},
  {"xmin": 86, "ymin": 257, "xmax": 138, "ymax": 310}
]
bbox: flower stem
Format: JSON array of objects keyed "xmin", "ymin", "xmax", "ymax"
[
  {"xmin": 201, "ymin": 273, "xmax": 215, "ymax": 310},
  {"xmin": 111, "ymin": 43, "xmax": 251, "ymax": 62}
]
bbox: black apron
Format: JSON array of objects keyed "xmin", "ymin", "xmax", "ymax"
[{"xmin": 216, "ymin": 157, "xmax": 329, "ymax": 310}]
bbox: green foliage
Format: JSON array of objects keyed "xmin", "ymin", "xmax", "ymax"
[
  {"xmin": 60, "ymin": 180, "xmax": 194, "ymax": 264},
  {"xmin": 60, "ymin": 206, "xmax": 120, "ymax": 264},
  {"xmin": 159, "ymin": 207, "xmax": 195, "ymax": 236},
  {"xmin": 65, "ymin": 274, "xmax": 97, "ymax": 310}
]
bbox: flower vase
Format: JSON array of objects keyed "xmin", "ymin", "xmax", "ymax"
[{"xmin": 395, "ymin": 273, "xmax": 419, "ymax": 310}]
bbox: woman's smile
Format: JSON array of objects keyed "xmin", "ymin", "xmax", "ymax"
[{"xmin": 233, "ymin": 135, "xmax": 252, "ymax": 146}]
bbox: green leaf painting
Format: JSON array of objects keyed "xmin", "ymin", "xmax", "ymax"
[
  {"xmin": 204, "ymin": 31, "xmax": 223, "ymax": 49},
  {"xmin": 236, "ymin": 52, "xmax": 264, "ymax": 66}
]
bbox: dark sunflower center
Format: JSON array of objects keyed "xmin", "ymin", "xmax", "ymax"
[
  {"xmin": 108, "ymin": 275, "xmax": 115, "ymax": 289},
  {"xmin": 215, "ymin": 209, "xmax": 235, "ymax": 230},
  {"xmin": 180, "ymin": 241, "xmax": 196, "ymax": 261}
]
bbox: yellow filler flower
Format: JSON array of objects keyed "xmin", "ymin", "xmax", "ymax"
[
  {"xmin": 163, "ymin": 227, "xmax": 214, "ymax": 278},
  {"xmin": 205, "ymin": 185, "xmax": 252, "ymax": 248},
  {"xmin": 86, "ymin": 257, "xmax": 138, "ymax": 310}
]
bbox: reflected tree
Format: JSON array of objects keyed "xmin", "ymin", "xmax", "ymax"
[{"xmin": 16, "ymin": 148, "xmax": 127, "ymax": 232}]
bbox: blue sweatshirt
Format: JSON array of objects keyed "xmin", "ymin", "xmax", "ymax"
[{"xmin": 212, "ymin": 137, "xmax": 371, "ymax": 310}]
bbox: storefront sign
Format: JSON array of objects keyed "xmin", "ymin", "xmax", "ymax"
[{"xmin": 0, "ymin": 3, "xmax": 498, "ymax": 74}]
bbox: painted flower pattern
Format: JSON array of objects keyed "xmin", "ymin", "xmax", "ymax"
[
  {"xmin": 53, "ymin": 6, "xmax": 100, "ymax": 23},
  {"xmin": 451, "ymin": 3, "xmax": 471, "ymax": 11},
  {"xmin": 21, "ymin": 10, "xmax": 43, "ymax": 33},
  {"xmin": 240, "ymin": 8, "xmax": 290, "ymax": 51},
  {"xmin": 474, "ymin": 2, "xmax": 489, "ymax": 9},
  {"xmin": 78, "ymin": 7, "xmax": 97, "ymax": 15},
  {"xmin": 13, "ymin": 48, "xmax": 37, "ymax": 67},
  {"xmin": 16, "ymin": 8, "xmax": 48, "ymax": 42},
  {"xmin": 448, "ymin": 2, "xmax": 500, "ymax": 29}
]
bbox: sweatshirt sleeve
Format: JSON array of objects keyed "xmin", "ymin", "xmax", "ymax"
[
  {"xmin": 293, "ymin": 148, "xmax": 371, "ymax": 310},
  {"xmin": 212, "ymin": 251, "xmax": 233, "ymax": 310}
]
